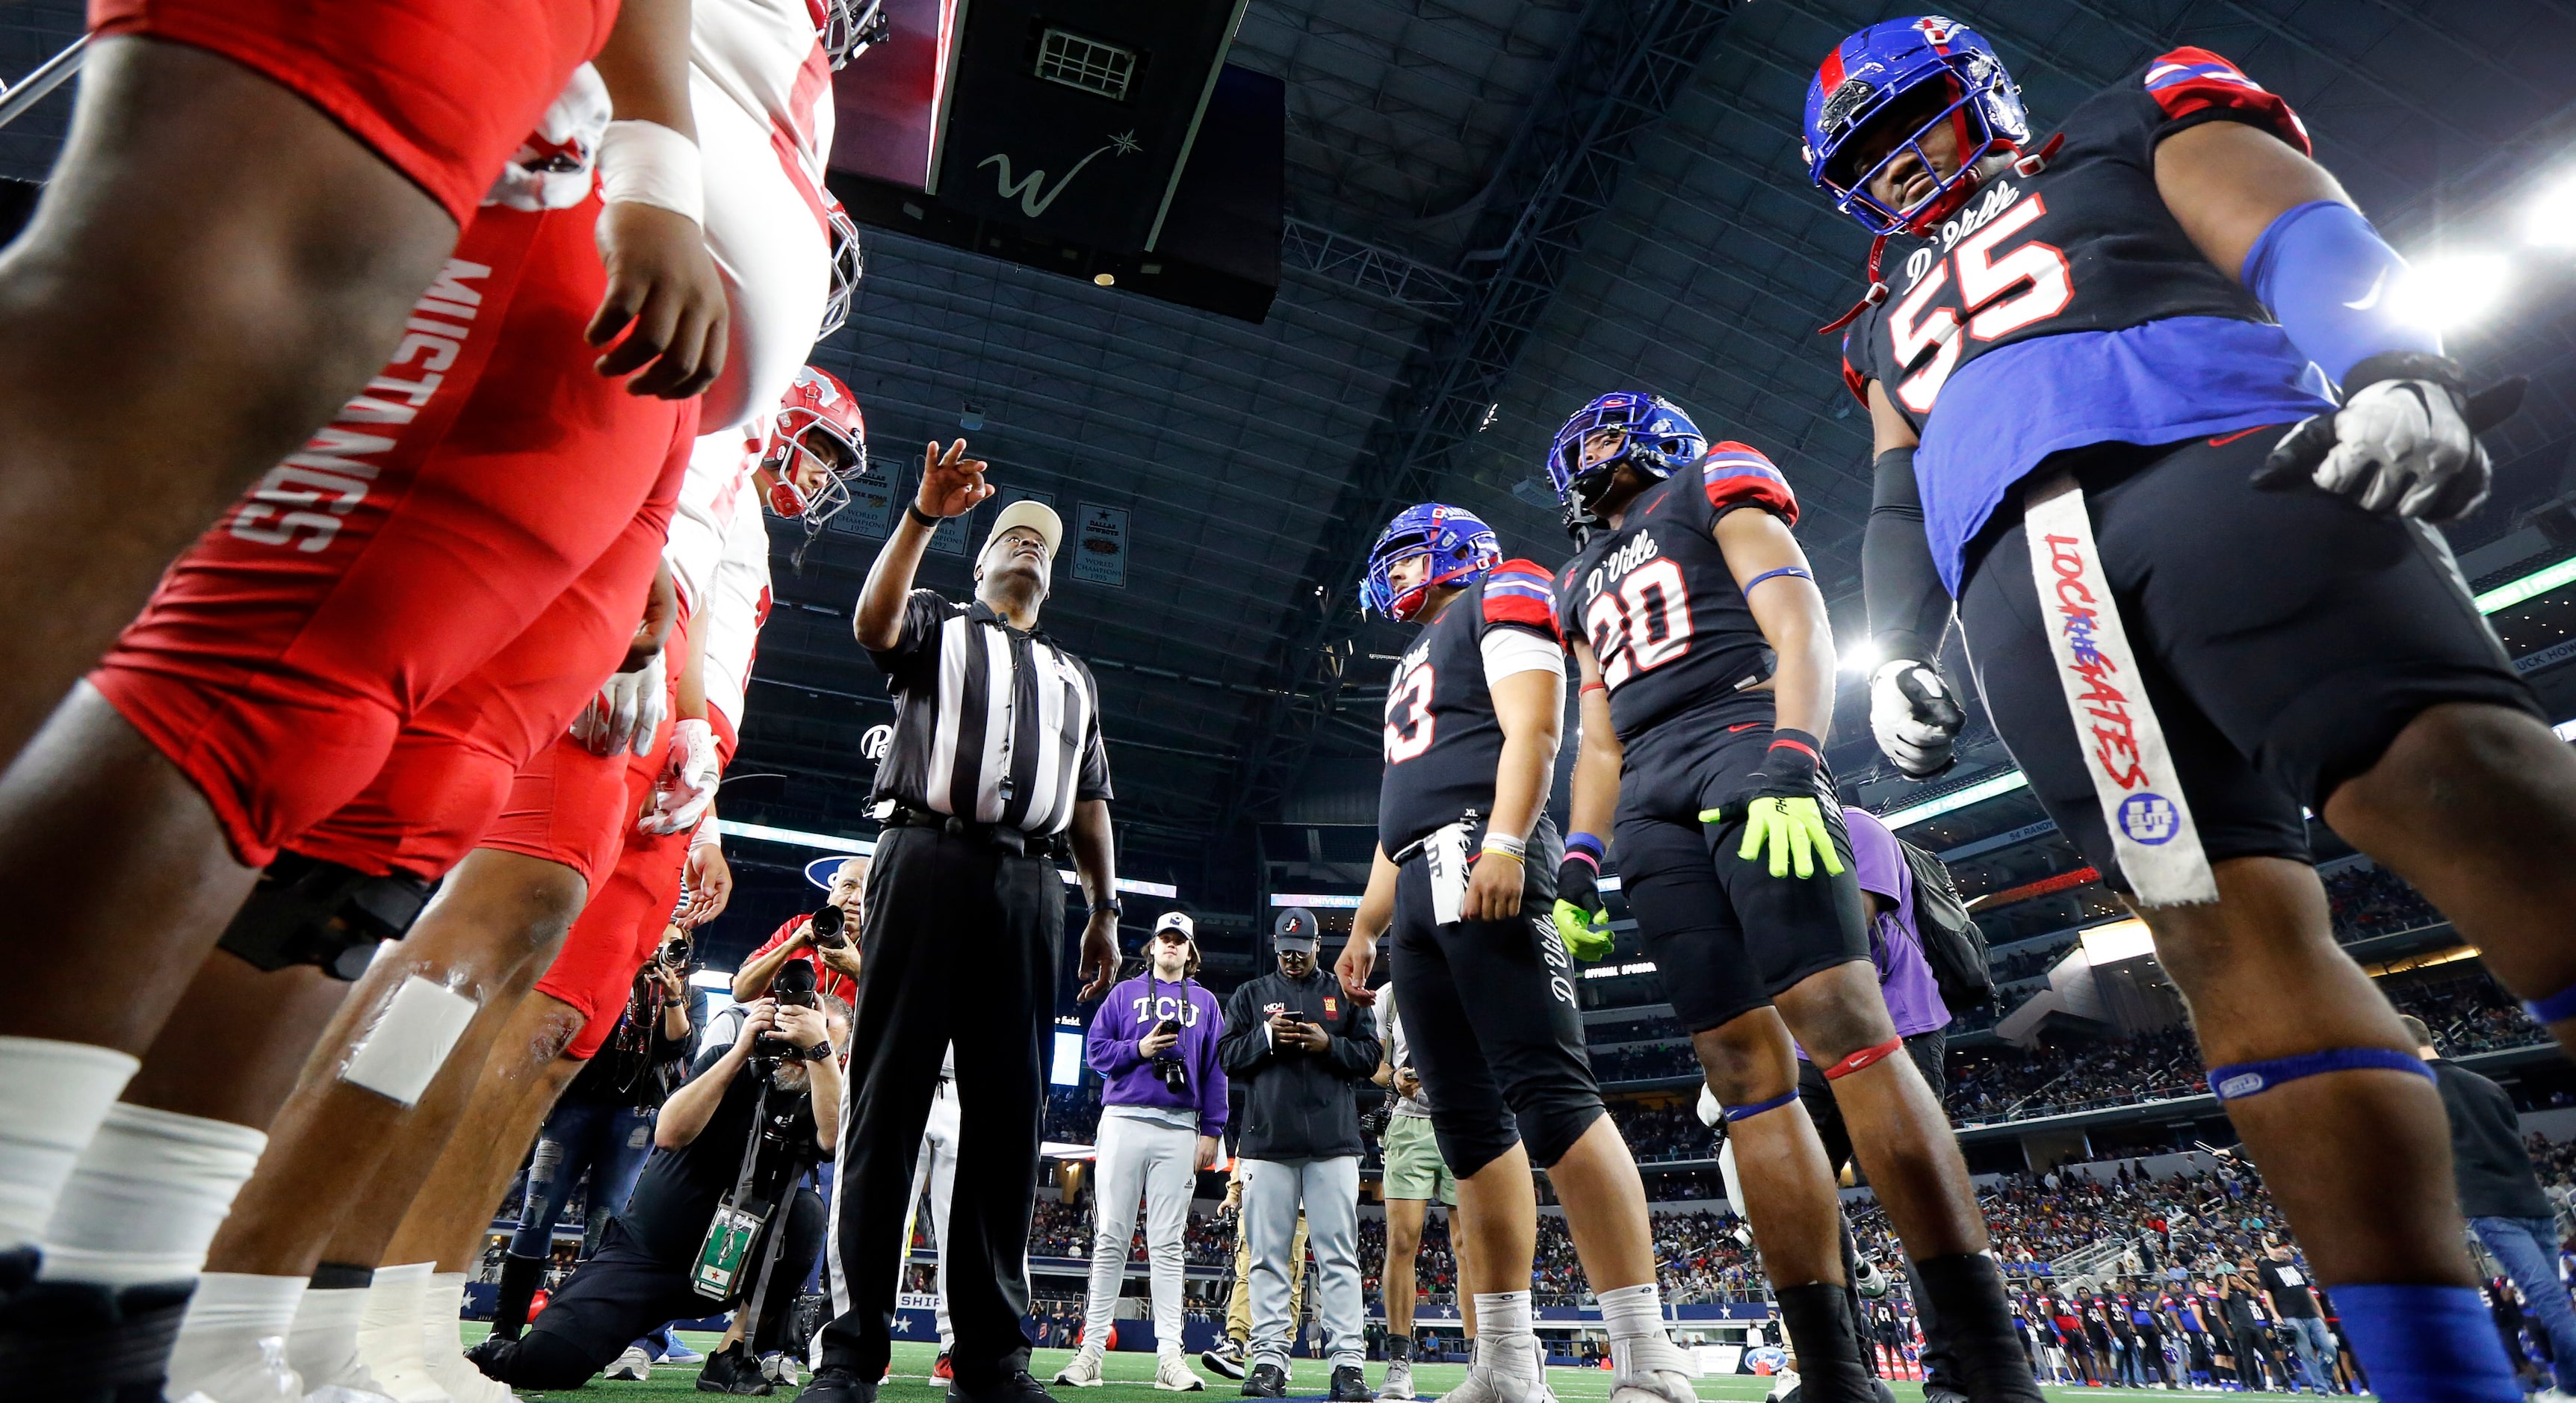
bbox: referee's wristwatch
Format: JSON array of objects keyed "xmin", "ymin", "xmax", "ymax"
[{"xmin": 799, "ymin": 1038, "xmax": 835, "ymax": 1062}]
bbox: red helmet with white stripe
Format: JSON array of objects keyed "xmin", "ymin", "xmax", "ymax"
[{"xmin": 760, "ymin": 365, "xmax": 867, "ymax": 524}]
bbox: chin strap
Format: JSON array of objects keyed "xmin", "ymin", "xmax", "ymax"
[{"xmin": 1816, "ymin": 133, "xmax": 2061, "ymax": 337}]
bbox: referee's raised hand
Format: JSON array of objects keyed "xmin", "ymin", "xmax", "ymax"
[{"xmin": 917, "ymin": 439, "xmax": 992, "ymax": 518}]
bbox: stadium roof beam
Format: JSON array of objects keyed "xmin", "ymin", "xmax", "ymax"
[{"xmin": 1218, "ymin": 0, "xmax": 1741, "ymax": 834}]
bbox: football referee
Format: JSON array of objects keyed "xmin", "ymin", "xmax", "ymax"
[{"xmin": 806, "ymin": 440, "xmax": 1123, "ymax": 1403}]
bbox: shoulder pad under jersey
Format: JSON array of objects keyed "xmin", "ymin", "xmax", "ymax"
[
  {"xmin": 1698, "ymin": 442, "xmax": 1799, "ymax": 527},
  {"xmin": 1480, "ymin": 559, "xmax": 1561, "ymax": 638},
  {"xmin": 2140, "ymin": 47, "xmax": 2310, "ymax": 155}
]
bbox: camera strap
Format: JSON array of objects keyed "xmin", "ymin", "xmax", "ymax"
[{"xmin": 692, "ymin": 1081, "xmax": 775, "ymax": 1301}]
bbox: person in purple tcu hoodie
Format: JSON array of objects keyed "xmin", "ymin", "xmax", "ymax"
[{"xmin": 1056, "ymin": 913, "xmax": 1230, "ymax": 1391}]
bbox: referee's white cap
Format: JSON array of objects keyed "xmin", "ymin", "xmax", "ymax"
[{"xmin": 985, "ymin": 499, "xmax": 1063, "ymax": 558}]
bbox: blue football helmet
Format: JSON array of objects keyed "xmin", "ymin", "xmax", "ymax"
[
  {"xmin": 1546, "ymin": 391, "xmax": 1707, "ymax": 537},
  {"xmin": 1802, "ymin": 16, "xmax": 2028, "ymax": 237},
  {"xmin": 1360, "ymin": 503, "xmax": 1502, "ymax": 622}
]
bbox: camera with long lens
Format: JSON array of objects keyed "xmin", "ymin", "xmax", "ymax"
[
  {"xmin": 753, "ymin": 958, "xmax": 820, "ymax": 1068},
  {"xmin": 808, "ymin": 903, "xmax": 849, "ymax": 950},
  {"xmin": 1151, "ymin": 1018, "xmax": 1187, "ymax": 1093}
]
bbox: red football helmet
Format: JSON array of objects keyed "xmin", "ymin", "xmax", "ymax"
[{"xmin": 761, "ymin": 365, "xmax": 867, "ymax": 524}]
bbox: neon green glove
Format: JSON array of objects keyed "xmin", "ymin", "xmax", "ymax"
[
  {"xmin": 1700, "ymin": 796, "xmax": 1847, "ymax": 880},
  {"xmin": 1552, "ymin": 898, "xmax": 1614, "ymax": 962}
]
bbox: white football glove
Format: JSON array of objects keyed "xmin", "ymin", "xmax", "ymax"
[
  {"xmin": 1869, "ymin": 657, "xmax": 1964, "ymax": 779},
  {"xmin": 571, "ymin": 649, "xmax": 666, "ymax": 758},
  {"xmin": 643, "ymin": 716, "xmax": 719, "ymax": 834},
  {"xmin": 2253, "ymin": 352, "xmax": 2524, "ymax": 522}
]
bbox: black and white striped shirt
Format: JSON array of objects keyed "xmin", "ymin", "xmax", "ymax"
[{"xmin": 865, "ymin": 590, "xmax": 1112, "ymax": 837}]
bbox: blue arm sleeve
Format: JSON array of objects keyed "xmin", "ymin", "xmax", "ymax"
[{"xmin": 2241, "ymin": 199, "xmax": 2441, "ymax": 386}]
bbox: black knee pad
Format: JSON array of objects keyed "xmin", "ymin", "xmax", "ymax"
[{"xmin": 216, "ymin": 852, "xmax": 436, "ymax": 979}]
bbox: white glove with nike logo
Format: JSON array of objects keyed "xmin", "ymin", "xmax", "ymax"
[
  {"xmin": 643, "ymin": 716, "xmax": 719, "ymax": 834},
  {"xmin": 572, "ymin": 649, "xmax": 666, "ymax": 758},
  {"xmin": 1870, "ymin": 657, "xmax": 1964, "ymax": 779},
  {"xmin": 2253, "ymin": 351, "xmax": 2524, "ymax": 522}
]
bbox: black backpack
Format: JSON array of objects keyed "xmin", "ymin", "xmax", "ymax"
[{"xmin": 1898, "ymin": 837, "xmax": 1996, "ymax": 1012}]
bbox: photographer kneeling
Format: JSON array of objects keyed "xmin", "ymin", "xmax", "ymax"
[{"xmin": 469, "ymin": 971, "xmax": 846, "ymax": 1393}]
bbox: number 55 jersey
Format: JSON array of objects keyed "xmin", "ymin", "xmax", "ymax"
[{"xmin": 1839, "ymin": 47, "xmax": 2338, "ymax": 595}]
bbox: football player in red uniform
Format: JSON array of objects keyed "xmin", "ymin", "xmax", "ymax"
[
  {"xmin": 0, "ymin": 0, "xmax": 734, "ymax": 773},
  {"xmin": 0, "ymin": 6, "xmax": 722, "ymax": 1394}
]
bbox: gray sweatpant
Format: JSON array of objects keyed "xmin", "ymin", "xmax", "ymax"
[
  {"xmin": 1080, "ymin": 1111, "xmax": 1198, "ymax": 1354},
  {"xmin": 1243, "ymin": 1156, "xmax": 1362, "ymax": 1372}
]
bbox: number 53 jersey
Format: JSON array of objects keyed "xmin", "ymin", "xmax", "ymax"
[
  {"xmin": 1376, "ymin": 564, "xmax": 1566, "ymax": 858},
  {"xmin": 1840, "ymin": 47, "xmax": 2339, "ymax": 596}
]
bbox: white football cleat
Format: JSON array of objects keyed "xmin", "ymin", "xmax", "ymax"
[
  {"xmin": 1156, "ymin": 1353, "xmax": 1207, "ymax": 1391},
  {"xmin": 1609, "ymin": 1334, "xmax": 1698, "ymax": 1403}
]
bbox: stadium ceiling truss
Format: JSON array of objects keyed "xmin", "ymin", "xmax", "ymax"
[{"xmin": 3, "ymin": 0, "xmax": 2573, "ymax": 905}]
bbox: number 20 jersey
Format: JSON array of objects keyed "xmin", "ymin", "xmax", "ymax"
[
  {"xmin": 1840, "ymin": 47, "xmax": 2338, "ymax": 595},
  {"xmin": 1552, "ymin": 445, "xmax": 1798, "ymax": 748},
  {"xmin": 1377, "ymin": 564, "xmax": 1561, "ymax": 856}
]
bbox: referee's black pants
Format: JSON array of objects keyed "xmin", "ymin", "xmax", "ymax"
[{"xmin": 820, "ymin": 824, "xmax": 1063, "ymax": 1387}]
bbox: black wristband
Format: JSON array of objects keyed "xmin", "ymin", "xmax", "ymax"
[
  {"xmin": 1089, "ymin": 899, "xmax": 1124, "ymax": 917},
  {"xmin": 905, "ymin": 503, "xmax": 941, "ymax": 530},
  {"xmin": 802, "ymin": 1039, "xmax": 835, "ymax": 1062}
]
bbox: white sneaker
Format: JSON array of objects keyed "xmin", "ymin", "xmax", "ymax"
[
  {"xmin": 1157, "ymin": 1354, "xmax": 1206, "ymax": 1392},
  {"xmin": 763, "ymin": 1352, "xmax": 801, "ymax": 1387},
  {"xmin": 604, "ymin": 1347, "xmax": 653, "ymax": 1382},
  {"xmin": 1533, "ymin": 1340, "xmax": 1556, "ymax": 1403},
  {"xmin": 1056, "ymin": 1348, "xmax": 1107, "ymax": 1387},
  {"xmin": 1380, "ymin": 1361, "xmax": 1416, "ymax": 1400}
]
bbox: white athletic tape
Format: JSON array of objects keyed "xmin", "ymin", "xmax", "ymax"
[
  {"xmin": 598, "ymin": 119, "xmax": 704, "ymax": 225},
  {"xmin": 339, "ymin": 976, "xmax": 479, "ymax": 1107},
  {"xmin": 2022, "ymin": 475, "xmax": 2218, "ymax": 907}
]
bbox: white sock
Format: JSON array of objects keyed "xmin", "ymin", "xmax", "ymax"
[
  {"xmin": 1599, "ymin": 1281, "xmax": 1679, "ymax": 1379},
  {"xmin": 1475, "ymin": 1292, "xmax": 1537, "ymax": 1378},
  {"xmin": 356, "ymin": 1261, "xmax": 444, "ymax": 1403},
  {"xmin": 166, "ymin": 1272, "xmax": 306, "ymax": 1402},
  {"xmin": 287, "ymin": 1283, "xmax": 378, "ymax": 1391},
  {"xmin": 421, "ymin": 1271, "xmax": 507, "ymax": 1402},
  {"xmin": 35, "ymin": 1100, "xmax": 265, "ymax": 1286},
  {"xmin": 421, "ymin": 1273, "xmax": 468, "ymax": 1366},
  {"xmin": 0, "ymin": 1036, "xmax": 140, "ymax": 1251}
]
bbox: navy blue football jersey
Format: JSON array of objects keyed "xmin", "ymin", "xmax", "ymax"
[
  {"xmin": 1376, "ymin": 562, "xmax": 1562, "ymax": 855},
  {"xmin": 1840, "ymin": 47, "xmax": 2335, "ymax": 592},
  {"xmin": 1553, "ymin": 444, "xmax": 1799, "ymax": 744}
]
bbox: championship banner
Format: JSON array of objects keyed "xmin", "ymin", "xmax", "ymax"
[
  {"xmin": 2023, "ymin": 475, "xmax": 2217, "ymax": 907},
  {"xmin": 1072, "ymin": 504, "xmax": 1130, "ymax": 586}
]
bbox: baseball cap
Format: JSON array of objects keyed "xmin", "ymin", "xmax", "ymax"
[
  {"xmin": 984, "ymin": 499, "xmax": 1062, "ymax": 559},
  {"xmin": 1152, "ymin": 911, "xmax": 1195, "ymax": 940},
  {"xmin": 1272, "ymin": 906, "xmax": 1320, "ymax": 953}
]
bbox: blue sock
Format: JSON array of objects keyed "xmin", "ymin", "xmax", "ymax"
[{"xmin": 2331, "ymin": 1284, "xmax": 2520, "ymax": 1403}]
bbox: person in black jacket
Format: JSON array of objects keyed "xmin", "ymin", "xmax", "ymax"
[
  {"xmin": 1219, "ymin": 912, "xmax": 1382, "ymax": 1401},
  {"xmin": 2408, "ymin": 1015, "xmax": 2576, "ymax": 1397}
]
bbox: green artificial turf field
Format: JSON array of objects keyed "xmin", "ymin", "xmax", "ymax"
[{"xmin": 460, "ymin": 1327, "xmax": 2331, "ymax": 1402}]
